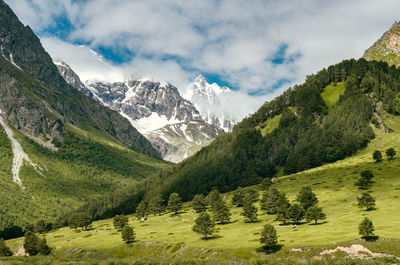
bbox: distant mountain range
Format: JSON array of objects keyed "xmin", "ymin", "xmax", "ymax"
[{"xmin": 55, "ymin": 61, "xmax": 236, "ymax": 162}]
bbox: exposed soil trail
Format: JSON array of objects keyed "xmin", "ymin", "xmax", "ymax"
[{"xmin": 0, "ymin": 108, "xmax": 43, "ymax": 189}]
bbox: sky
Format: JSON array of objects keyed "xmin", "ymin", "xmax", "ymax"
[{"xmin": 5, "ymin": 0, "xmax": 400, "ymax": 119}]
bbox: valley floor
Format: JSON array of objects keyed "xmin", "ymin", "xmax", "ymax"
[{"xmin": 4, "ymin": 114, "xmax": 400, "ymax": 264}]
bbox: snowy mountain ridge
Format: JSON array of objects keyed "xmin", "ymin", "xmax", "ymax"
[
  {"xmin": 55, "ymin": 61, "xmax": 225, "ymax": 162},
  {"xmin": 185, "ymin": 75, "xmax": 237, "ymax": 132}
]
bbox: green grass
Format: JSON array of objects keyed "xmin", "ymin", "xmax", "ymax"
[
  {"xmin": 4, "ymin": 112, "xmax": 400, "ymax": 264},
  {"xmin": 6, "ymin": 112, "xmax": 400, "ymax": 263},
  {"xmin": 321, "ymin": 82, "xmax": 345, "ymax": 111},
  {"xmin": 0, "ymin": 122, "xmax": 167, "ymax": 229},
  {"xmin": 258, "ymin": 114, "xmax": 282, "ymax": 136}
]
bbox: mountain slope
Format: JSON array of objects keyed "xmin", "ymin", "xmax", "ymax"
[
  {"xmin": 0, "ymin": 0, "xmax": 167, "ymax": 233},
  {"xmin": 364, "ymin": 21, "xmax": 400, "ymax": 66},
  {"xmin": 0, "ymin": 2, "xmax": 159, "ymax": 158},
  {"xmin": 56, "ymin": 62, "xmax": 225, "ymax": 162},
  {"xmin": 78, "ymin": 57, "xmax": 400, "ymax": 223},
  {"xmin": 139, "ymin": 58, "xmax": 400, "ymax": 202}
]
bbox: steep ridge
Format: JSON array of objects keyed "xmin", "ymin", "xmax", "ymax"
[
  {"xmin": 0, "ymin": 0, "xmax": 167, "ymax": 232},
  {"xmin": 56, "ymin": 62, "xmax": 225, "ymax": 162},
  {"xmin": 364, "ymin": 20, "xmax": 400, "ymax": 66},
  {"xmin": 0, "ymin": 1, "xmax": 159, "ymax": 158}
]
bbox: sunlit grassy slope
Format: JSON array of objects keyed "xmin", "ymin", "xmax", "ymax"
[
  {"xmin": 6, "ymin": 112, "xmax": 400, "ymax": 261},
  {"xmin": 321, "ymin": 82, "xmax": 345, "ymax": 111},
  {"xmin": 0, "ymin": 122, "xmax": 167, "ymax": 228}
]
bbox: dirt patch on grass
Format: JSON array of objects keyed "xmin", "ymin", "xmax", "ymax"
[{"xmin": 315, "ymin": 244, "xmax": 400, "ymax": 260}]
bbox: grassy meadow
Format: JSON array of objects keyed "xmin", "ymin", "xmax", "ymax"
[{"xmin": 4, "ymin": 112, "xmax": 400, "ymax": 263}]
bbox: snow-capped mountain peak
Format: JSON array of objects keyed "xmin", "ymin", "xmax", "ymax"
[
  {"xmin": 55, "ymin": 61, "xmax": 224, "ymax": 162},
  {"xmin": 185, "ymin": 75, "xmax": 237, "ymax": 132}
]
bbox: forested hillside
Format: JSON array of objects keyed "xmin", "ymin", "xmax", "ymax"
[
  {"xmin": 79, "ymin": 58, "xmax": 400, "ymax": 221},
  {"xmin": 142, "ymin": 59, "xmax": 400, "ymax": 201}
]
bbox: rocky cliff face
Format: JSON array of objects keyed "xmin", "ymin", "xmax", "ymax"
[
  {"xmin": 85, "ymin": 79, "xmax": 202, "ymax": 127},
  {"xmin": 0, "ymin": 0, "xmax": 160, "ymax": 158},
  {"xmin": 364, "ymin": 21, "xmax": 400, "ymax": 66},
  {"xmin": 54, "ymin": 61, "xmax": 90, "ymax": 96},
  {"xmin": 185, "ymin": 75, "xmax": 237, "ymax": 132},
  {"xmin": 56, "ymin": 62, "xmax": 225, "ymax": 162}
]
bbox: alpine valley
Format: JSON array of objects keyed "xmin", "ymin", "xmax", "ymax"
[{"xmin": 2, "ymin": 1, "xmax": 400, "ymax": 265}]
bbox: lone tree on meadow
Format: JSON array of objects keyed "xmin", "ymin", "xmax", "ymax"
[
  {"xmin": 241, "ymin": 195, "xmax": 258, "ymax": 222},
  {"xmin": 356, "ymin": 171, "xmax": 374, "ymax": 190},
  {"xmin": 260, "ymin": 224, "xmax": 278, "ymax": 250},
  {"xmin": 305, "ymin": 206, "xmax": 326, "ymax": 224},
  {"xmin": 373, "ymin": 150, "xmax": 382, "ymax": 162},
  {"xmin": 359, "ymin": 218, "xmax": 375, "ymax": 238},
  {"xmin": 386, "ymin": 148, "xmax": 396, "ymax": 159},
  {"xmin": 357, "ymin": 193, "xmax": 376, "ymax": 211},
  {"xmin": 113, "ymin": 214, "xmax": 129, "ymax": 230},
  {"xmin": 212, "ymin": 199, "xmax": 231, "ymax": 224},
  {"xmin": 296, "ymin": 186, "xmax": 318, "ymax": 210},
  {"xmin": 167, "ymin": 193, "xmax": 183, "ymax": 214},
  {"xmin": 121, "ymin": 225, "xmax": 135, "ymax": 243},
  {"xmin": 136, "ymin": 201, "xmax": 148, "ymax": 219},
  {"xmin": 193, "ymin": 212, "xmax": 215, "ymax": 239},
  {"xmin": 192, "ymin": 194, "xmax": 207, "ymax": 213},
  {"xmin": 287, "ymin": 203, "xmax": 305, "ymax": 224},
  {"xmin": 0, "ymin": 239, "xmax": 12, "ymax": 256}
]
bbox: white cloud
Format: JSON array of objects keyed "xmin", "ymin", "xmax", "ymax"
[{"xmin": 5, "ymin": 0, "xmax": 400, "ymax": 118}]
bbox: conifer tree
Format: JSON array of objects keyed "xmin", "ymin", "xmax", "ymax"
[
  {"xmin": 296, "ymin": 186, "xmax": 318, "ymax": 210},
  {"xmin": 148, "ymin": 195, "xmax": 164, "ymax": 216},
  {"xmin": 245, "ymin": 188, "xmax": 259, "ymax": 202},
  {"xmin": 276, "ymin": 193, "xmax": 291, "ymax": 224},
  {"xmin": 260, "ymin": 188, "xmax": 281, "ymax": 214},
  {"xmin": 121, "ymin": 225, "xmax": 135, "ymax": 243},
  {"xmin": 241, "ymin": 195, "xmax": 258, "ymax": 222},
  {"xmin": 359, "ymin": 218, "xmax": 375, "ymax": 238},
  {"xmin": 193, "ymin": 212, "xmax": 215, "ymax": 239},
  {"xmin": 305, "ymin": 206, "xmax": 326, "ymax": 224},
  {"xmin": 136, "ymin": 201, "xmax": 148, "ymax": 219},
  {"xmin": 260, "ymin": 224, "xmax": 278, "ymax": 249},
  {"xmin": 192, "ymin": 194, "xmax": 207, "ymax": 213},
  {"xmin": 24, "ymin": 231, "xmax": 40, "ymax": 256},
  {"xmin": 287, "ymin": 203, "xmax": 305, "ymax": 224},
  {"xmin": 212, "ymin": 199, "xmax": 231, "ymax": 224},
  {"xmin": 206, "ymin": 189, "xmax": 222, "ymax": 208},
  {"xmin": 113, "ymin": 214, "xmax": 129, "ymax": 230},
  {"xmin": 357, "ymin": 193, "xmax": 376, "ymax": 211},
  {"xmin": 167, "ymin": 193, "xmax": 182, "ymax": 214},
  {"xmin": 232, "ymin": 187, "xmax": 245, "ymax": 207}
]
